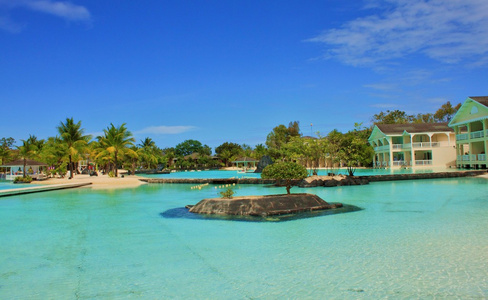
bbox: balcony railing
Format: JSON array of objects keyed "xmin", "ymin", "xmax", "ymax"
[
  {"xmin": 456, "ymin": 133, "xmax": 469, "ymax": 141},
  {"xmin": 458, "ymin": 154, "xmax": 487, "ymax": 162},
  {"xmin": 374, "ymin": 145, "xmax": 390, "ymax": 151},
  {"xmin": 470, "ymin": 130, "xmax": 485, "ymax": 139},
  {"xmin": 415, "ymin": 160, "xmax": 432, "ymax": 166},
  {"xmin": 392, "ymin": 161, "xmax": 405, "ymax": 166},
  {"xmin": 412, "ymin": 142, "xmax": 447, "ymax": 148}
]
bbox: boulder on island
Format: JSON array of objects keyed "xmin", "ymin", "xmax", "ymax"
[{"xmin": 188, "ymin": 193, "xmax": 342, "ymax": 217}]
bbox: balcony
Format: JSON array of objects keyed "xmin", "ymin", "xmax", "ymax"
[
  {"xmin": 415, "ymin": 160, "xmax": 432, "ymax": 166},
  {"xmin": 374, "ymin": 145, "xmax": 390, "ymax": 152},
  {"xmin": 393, "ymin": 160, "xmax": 411, "ymax": 166},
  {"xmin": 392, "ymin": 144, "xmax": 411, "ymax": 150},
  {"xmin": 470, "ymin": 130, "xmax": 485, "ymax": 139},
  {"xmin": 456, "ymin": 133, "xmax": 469, "ymax": 141},
  {"xmin": 458, "ymin": 154, "xmax": 486, "ymax": 162},
  {"xmin": 412, "ymin": 142, "xmax": 448, "ymax": 148}
]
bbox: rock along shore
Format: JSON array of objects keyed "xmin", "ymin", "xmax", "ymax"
[{"xmin": 141, "ymin": 170, "xmax": 486, "ymax": 188}]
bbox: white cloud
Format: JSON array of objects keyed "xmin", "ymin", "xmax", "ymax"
[
  {"xmin": 135, "ymin": 126, "xmax": 197, "ymax": 135},
  {"xmin": 370, "ymin": 103, "xmax": 399, "ymax": 108},
  {"xmin": 0, "ymin": 0, "xmax": 91, "ymax": 32},
  {"xmin": 308, "ymin": 0, "xmax": 488, "ymax": 66},
  {"xmin": 363, "ymin": 83, "xmax": 396, "ymax": 91},
  {"xmin": 0, "ymin": 16, "xmax": 24, "ymax": 33},
  {"xmin": 23, "ymin": 0, "xmax": 91, "ymax": 21}
]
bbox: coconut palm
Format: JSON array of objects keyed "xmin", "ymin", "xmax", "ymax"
[
  {"xmin": 17, "ymin": 139, "xmax": 37, "ymax": 178},
  {"xmin": 137, "ymin": 137, "xmax": 159, "ymax": 169},
  {"xmin": 97, "ymin": 123, "xmax": 135, "ymax": 177},
  {"xmin": 57, "ymin": 118, "xmax": 91, "ymax": 179}
]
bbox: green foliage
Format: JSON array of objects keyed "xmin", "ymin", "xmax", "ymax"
[
  {"xmin": 14, "ymin": 175, "xmax": 32, "ymax": 183},
  {"xmin": 265, "ymin": 121, "xmax": 302, "ymax": 160},
  {"xmin": 0, "ymin": 137, "xmax": 15, "ymax": 165},
  {"xmin": 253, "ymin": 144, "xmax": 268, "ymax": 160},
  {"xmin": 372, "ymin": 110, "xmax": 413, "ymax": 124},
  {"xmin": 96, "ymin": 123, "xmax": 135, "ymax": 177},
  {"xmin": 108, "ymin": 171, "xmax": 115, "ymax": 178},
  {"xmin": 282, "ymin": 136, "xmax": 327, "ymax": 176},
  {"xmin": 219, "ymin": 188, "xmax": 235, "ymax": 199},
  {"xmin": 434, "ymin": 101, "xmax": 461, "ymax": 122},
  {"xmin": 137, "ymin": 137, "xmax": 160, "ymax": 169},
  {"xmin": 175, "ymin": 139, "xmax": 204, "ymax": 156},
  {"xmin": 215, "ymin": 142, "xmax": 243, "ymax": 166},
  {"xmin": 261, "ymin": 161, "xmax": 308, "ymax": 194},
  {"xmin": 57, "ymin": 118, "xmax": 90, "ymax": 179},
  {"xmin": 55, "ymin": 164, "xmax": 67, "ymax": 177},
  {"xmin": 372, "ymin": 102, "xmax": 461, "ymax": 125}
]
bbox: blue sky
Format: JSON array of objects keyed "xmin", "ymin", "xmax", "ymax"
[{"xmin": 1, "ymin": 0, "xmax": 487, "ymax": 150}]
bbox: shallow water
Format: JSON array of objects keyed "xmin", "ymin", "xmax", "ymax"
[
  {"xmin": 0, "ymin": 178, "xmax": 487, "ymax": 298},
  {"xmin": 0, "ymin": 181, "xmax": 42, "ymax": 190}
]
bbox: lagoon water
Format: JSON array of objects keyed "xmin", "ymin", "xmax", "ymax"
[
  {"xmin": 144, "ymin": 167, "xmax": 463, "ymax": 180},
  {"xmin": 0, "ymin": 176, "xmax": 487, "ymax": 298}
]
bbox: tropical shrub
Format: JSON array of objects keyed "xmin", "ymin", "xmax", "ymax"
[
  {"xmin": 55, "ymin": 165, "xmax": 67, "ymax": 178},
  {"xmin": 220, "ymin": 188, "xmax": 235, "ymax": 199},
  {"xmin": 261, "ymin": 162, "xmax": 308, "ymax": 194},
  {"xmin": 14, "ymin": 175, "xmax": 32, "ymax": 183}
]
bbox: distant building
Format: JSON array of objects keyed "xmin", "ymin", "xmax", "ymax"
[
  {"xmin": 0, "ymin": 159, "xmax": 47, "ymax": 180},
  {"xmin": 448, "ymin": 96, "xmax": 488, "ymax": 169},
  {"xmin": 368, "ymin": 123, "xmax": 456, "ymax": 168}
]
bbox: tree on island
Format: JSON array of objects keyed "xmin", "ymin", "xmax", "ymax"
[
  {"xmin": 261, "ymin": 161, "xmax": 308, "ymax": 194},
  {"xmin": 57, "ymin": 118, "xmax": 91, "ymax": 179}
]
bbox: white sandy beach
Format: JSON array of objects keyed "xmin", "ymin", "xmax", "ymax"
[{"xmin": 39, "ymin": 173, "xmax": 148, "ymax": 190}]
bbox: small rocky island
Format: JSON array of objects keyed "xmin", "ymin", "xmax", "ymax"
[{"xmin": 187, "ymin": 193, "xmax": 342, "ymax": 217}]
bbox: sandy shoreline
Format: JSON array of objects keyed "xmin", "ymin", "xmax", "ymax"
[{"xmin": 39, "ymin": 173, "xmax": 148, "ymax": 190}]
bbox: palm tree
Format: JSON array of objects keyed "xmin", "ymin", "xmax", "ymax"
[
  {"xmin": 138, "ymin": 137, "xmax": 156, "ymax": 149},
  {"xmin": 97, "ymin": 123, "xmax": 135, "ymax": 177},
  {"xmin": 57, "ymin": 118, "xmax": 91, "ymax": 179},
  {"xmin": 137, "ymin": 137, "xmax": 158, "ymax": 169},
  {"xmin": 17, "ymin": 139, "xmax": 37, "ymax": 178}
]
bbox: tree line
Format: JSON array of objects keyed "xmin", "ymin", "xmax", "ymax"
[{"xmin": 0, "ymin": 101, "xmax": 461, "ymax": 178}]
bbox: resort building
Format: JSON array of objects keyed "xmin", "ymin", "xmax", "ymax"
[
  {"xmin": 0, "ymin": 159, "xmax": 47, "ymax": 180},
  {"xmin": 448, "ymin": 96, "xmax": 488, "ymax": 169},
  {"xmin": 368, "ymin": 123, "xmax": 456, "ymax": 168}
]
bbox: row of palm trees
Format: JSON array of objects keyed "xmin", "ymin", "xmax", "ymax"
[{"xmin": 12, "ymin": 118, "xmax": 137, "ymax": 178}]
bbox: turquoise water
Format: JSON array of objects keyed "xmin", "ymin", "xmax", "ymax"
[
  {"xmin": 0, "ymin": 178, "xmax": 487, "ymax": 298},
  {"xmin": 0, "ymin": 181, "xmax": 42, "ymax": 190},
  {"xmin": 145, "ymin": 168, "xmax": 463, "ymax": 179}
]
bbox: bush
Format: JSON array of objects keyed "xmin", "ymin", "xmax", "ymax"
[
  {"xmin": 14, "ymin": 175, "xmax": 33, "ymax": 183},
  {"xmin": 108, "ymin": 171, "xmax": 115, "ymax": 177},
  {"xmin": 220, "ymin": 188, "xmax": 235, "ymax": 199},
  {"xmin": 55, "ymin": 165, "xmax": 67, "ymax": 178},
  {"xmin": 261, "ymin": 162, "xmax": 308, "ymax": 194}
]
